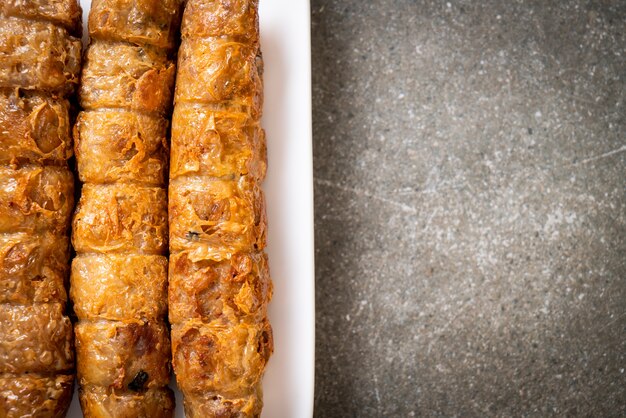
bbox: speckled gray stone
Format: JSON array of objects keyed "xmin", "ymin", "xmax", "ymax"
[{"xmin": 311, "ymin": 0, "xmax": 625, "ymax": 416}]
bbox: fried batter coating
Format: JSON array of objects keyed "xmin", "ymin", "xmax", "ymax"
[
  {"xmin": 0, "ymin": 17, "xmax": 81, "ymax": 93},
  {"xmin": 0, "ymin": 232, "xmax": 69, "ymax": 305},
  {"xmin": 0, "ymin": 374, "xmax": 74, "ymax": 418},
  {"xmin": 171, "ymin": 104, "xmax": 266, "ymax": 181},
  {"xmin": 75, "ymin": 320, "xmax": 170, "ymax": 391},
  {"xmin": 171, "ymin": 319, "xmax": 272, "ymax": 406},
  {"xmin": 1, "ymin": 0, "xmax": 82, "ymax": 35},
  {"xmin": 79, "ymin": 386, "xmax": 175, "ymax": 418},
  {"xmin": 80, "ymin": 41, "xmax": 175, "ymax": 114},
  {"xmin": 0, "ymin": 90, "xmax": 72, "ymax": 165},
  {"xmin": 0, "ymin": 165, "xmax": 74, "ymax": 235},
  {"xmin": 89, "ymin": 0, "xmax": 182, "ymax": 49},
  {"xmin": 174, "ymin": 37, "xmax": 263, "ymax": 117},
  {"xmin": 72, "ymin": 183, "xmax": 168, "ymax": 255},
  {"xmin": 74, "ymin": 109, "xmax": 168, "ymax": 185},
  {"xmin": 181, "ymin": 0, "xmax": 259, "ymax": 43},
  {"xmin": 169, "ymin": 251, "xmax": 271, "ymax": 325},
  {"xmin": 169, "ymin": 176, "xmax": 267, "ymax": 260},
  {"xmin": 71, "ymin": 254, "xmax": 167, "ymax": 321},
  {"xmin": 0, "ymin": 303, "xmax": 73, "ymax": 374}
]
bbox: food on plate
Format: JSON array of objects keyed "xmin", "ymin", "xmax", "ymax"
[
  {"xmin": 71, "ymin": 0, "xmax": 182, "ymax": 416},
  {"xmin": 169, "ymin": 1, "xmax": 274, "ymax": 416},
  {"xmin": 0, "ymin": 1, "xmax": 81, "ymax": 416}
]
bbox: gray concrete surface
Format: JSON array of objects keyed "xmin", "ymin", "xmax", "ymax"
[{"xmin": 311, "ymin": 1, "xmax": 625, "ymax": 416}]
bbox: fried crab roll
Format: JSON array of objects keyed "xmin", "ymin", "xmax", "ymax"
[
  {"xmin": 71, "ymin": 1, "xmax": 182, "ymax": 416},
  {"xmin": 0, "ymin": 4, "xmax": 80, "ymax": 415},
  {"xmin": 169, "ymin": 1, "xmax": 274, "ymax": 416}
]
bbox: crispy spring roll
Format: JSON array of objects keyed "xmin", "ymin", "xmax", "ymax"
[
  {"xmin": 170, "ymin": 1, "xmax": 273, "ymax": 416},
  {"xmin": 0, "ymin": 3, "xmax": 80, "ymax": 416},
  {"xmin": 71, "ymin": 1, "xmax": 182, "ymax": 416}
]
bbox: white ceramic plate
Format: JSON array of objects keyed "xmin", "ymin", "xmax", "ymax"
[{"xmin": 69, "ymin": 1, "xmax": 315, "ymax": 417}]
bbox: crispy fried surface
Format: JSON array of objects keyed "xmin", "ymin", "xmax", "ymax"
[
  {"xmin": 171, "ymin": 0, "xmax": 272, "ymax": 415},
  {"xmin": 1, "ymin": 0, "xmax": 81, "ymax": 36},
  {"xmin": 79, "ymin": 386, "xmax": 175, "ymax": 418},
  {"xmin": 172, "ymin": 319, "xmax": 272, "ymax": 399},
  {"xmin": 0, "ymin": 374, "xmax": 74, "ymax": 418},
  {"xmin": 76, "ymin": 320, "xmax": 170, "ymax": 390},
  {"xmin": 74, "ymin": 110, "xmax": 168, "ymax": 185},
  {"xmin": 71, "ymin": 254, "xmax": 167, "ymax": 321},
  {"xmin": 0, "ymin": 90, "xmax": 72, "ymax": 165},
  {"xmin": 169, "ymin": 176, "xmax": 266, "ymax": 260},
  {"xmin": 0, "ymin": 165, "xmax": 74, "ymax": 235},
  {"xmin": 174, "ymin": 37, "xmax": 263, "ymax": 117},
  {"xmin": 0, "ymin": 303, "xmax": 73, "ymax": 374},
  {"xmin": 72, "ymin": 183, "xmax": 168, "ymax": 254},
  {"xmin": 169, "ymin": 251, "xmax": 271, "ymax": 325},
  {"xmin": 89, "ymin": 0, "xmax": 182, "ymax": 49},
  {"xmin": 73, "ymin": 2, "xmax": 178, "ymax": 415},
  {"xmin": 182, "ymin": 392, "xmax": 262, "ymax": 418},
  {"xmin": 0, "ymin": 2, "xmax": 78, "ymax": 415},
  {"xmin": 0, "ymin": 232, "xmax": 69, "ymax": 305},
  {"xmin": 79, "ymin": 41, "xmax": 175, "ymax": 114},
  {"xmin": 181, "ymin": 0, "xmax": 258, "ymax": 43},
  {"xmin": 171, "ymin": 104, "xmax": 266, "ymax": 181},
  {"xmin": 0, "ymin": 17, "xmax": 81, "ymax": 93}
]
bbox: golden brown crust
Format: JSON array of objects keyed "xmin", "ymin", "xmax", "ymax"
[
  {"xmin": 79, "ymin": 41, "xmax": 176, "ymax": 114},
  {"xmin": 181, "ymin": 0, "xmax": 258, "ymax": 43},
  {"xmin": 169, "ymin": 176, "xmax": 266, "ymax": 260},
  {"xmin": 172, "ymin": 319, "xmax": 273, "ymax": 399},
  {"xmin": 169, "ymin": 251, "xmax": 271, "ymax": 325},
  {"xmin": 1, "ymin": 0, "xmax": 82, "ymax": 36},
  {"xmin": 0, "ymin": 232, "xmax": 69, "ymax": 305},
  {"xmin": 72, "ymin": 183, "xmax": 168, "ymax": 255},
  {"xmin": 89, "ymin": 0, "xmax": 182, "ymax": 49},
  {"xmin": 0, "ymin": 303, "xmax": 73, "ymax": 374},
  {"xmin": 75, "ymin": 320, "xmax": 171, "ymax": 391},
  {"xmin": 0, "ymin": 1, "xmax": 77, "ymax": 415},
  {"xmin": 0, "ymin": 165, "xmax": 74, "ymax": 235},
  {"xmin": 182, "ymin": 392, "xmax": 262, "ymax": 418},
  {"xmin": 74, "ymin": 4, "xmax": 179, "ymax": 415},
  {"xmin": 79, "ymin": 386, "xmax": 175, "ymax": 418},
  {"xmin": 0, "ymin": 374, "xmax": 73, "ymax": 418},
  {"xmin": 171, "ymin": 1, "xmax": 272, "ymax": 415},
  {"xmin": 0, "ymin": 90, "xmax": 72, "ymax": 165},
  {"xmin": 0, "ymin": 17, "xmax": 81, "ymax": 93},
  {"xmin": 174, "ymin": 37, "xmax": 263, "ymax": 117},
  {"xmin": 170, "ymin": 104, "xmax": 266, "ymax": 181},
  {"xmin": 74, "ymin": 110, "xmax": 168, "ymax": 185},
  {"xmin": 71, "ymin": 254, "xmax": 167, "ymax": 321}
]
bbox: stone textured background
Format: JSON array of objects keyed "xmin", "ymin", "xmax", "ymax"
[{"xmin": 311, "ymin": 0, "xmax": 625, "ymax": 416}]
